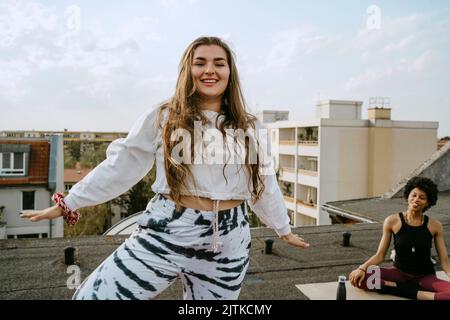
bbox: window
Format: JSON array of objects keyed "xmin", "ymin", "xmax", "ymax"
[
  {"xmin": 17, "ymin": 233, "xmax": 40, "ymax": 239},
  {"xmin": 0, "ymin": 152, "xmax": 26, "ymax": 175},
  {"xmin": 8, "ymin": 233, "xmax": 47, "ymax": 239},
  {"xmin": 22, "ymin": 191, "xmax": 35, "ymax": 210}
]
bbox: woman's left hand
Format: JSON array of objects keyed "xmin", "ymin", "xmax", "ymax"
[{"xmin": 280, "ymin": 233, "xmax": 310, "ymax": 248}]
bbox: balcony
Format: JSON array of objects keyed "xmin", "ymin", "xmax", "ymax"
[
  {"xmin": 279, "ymin": 167, "xmax": 296, "ymax": 183},
  {"xmin": 297, "ymin": 199, "xmax": 317, "ymax": 208},
  {"xmin": 298, "ymin": 140, "xmax": 318, "ymax": 146},
  {"xmin": 279, "ymin": 138, "xmax": 319, "ymax": 156},
  {"xmin": 283, "ymin": 195, "xmax": 296, "ymax": 211},
  {"xmin": 278, "ymin": 167, "xmax": 318, "ymax": 186},
  {"xmin": 298, "ymin": 169, "xmax": 318, "ymax": 177},
  {"xmin": 283, "ymin": 195, "xmax": 318, "ymax": 218},
  {"xmin": 297, "ymin": 170, "xmax": 318, "ymax": 187},
  {"xmin": 296, "ymin": 200, "xmax": 318, "ymax": 218},
  {"xmin": 284, "ymin": 195, "xmax": 295, "ymax": 202},
  {"xmin": 279, "ymin": 140, "xmax": 296, "ymax": 155},
  {"xmin": 297, "ymin": 143, "xmax": 319, "ymax": 157}
]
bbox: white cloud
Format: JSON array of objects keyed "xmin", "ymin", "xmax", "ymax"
[
  {"xmin": 0, "ymin": 0, "xmax": 58, "ymax": 48},
  {"xmin": 0, "ymin": 0, "xmax": 163, "ymax": 114},
  {"xmin": 409, "ymin": 51, "xmax": 435, "ymax": 72},
  {"xmin": 240, "ymin": 26, "xmax": 338, "ymax": 77},
  {"xmin": 159, "ymin": 0, "xmax": 201, "ymax": 10},
  {"xmin": 382, "ymin": 34, "xmax": 415, "ymax": 53},
  {"xmin": 0, "ymin": 60, "xmax": 31, "ymax": 103},
  {"xmin": 337, "ymin": 12, "xmax": 436, "ymax": 62},
  {"xmin": 93, "ymin": 17, "xmax": 160, "ymax": 52},
  {"xmin": 344, "ymin": 51, "xmax": 435, "ymax": 91},
  {"xmin": 340, "ymin": 11, "xmax": 448, "ymax": 95},
  {"xmin": 266, "ymin": 27, "xmax": 338, "ymax": 69},
  {"xmin": 356, "ymin": 13, "xmax": 427, "ymax": 49}
]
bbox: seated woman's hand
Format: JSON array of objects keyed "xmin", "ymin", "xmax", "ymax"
[{"xmin": 349, "ymin": 268, "xmax": 366, "ymax": 287}]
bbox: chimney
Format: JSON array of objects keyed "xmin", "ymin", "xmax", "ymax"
[
  {"xmin": 368, "ymin": 107, "xmax": 391, "ymax": 120},
  {"xmin": 368, "ymin": 97, "xmax": 391, "ymax": 120}
]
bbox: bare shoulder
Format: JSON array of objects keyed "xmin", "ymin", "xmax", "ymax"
[
  {"xmin": 384, "ymin": 213, "xmax": 400, "ymax": 231},
  {"xmin": 385, "ymin": 213, "xmax": 400, "ymax": 225},
  {"xmin": 427, "ymin": 216, "xmax": 443, "ymax": 235}
]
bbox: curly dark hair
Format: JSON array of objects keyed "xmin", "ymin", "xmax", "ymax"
[{"xmin": 403, "ymin": 176, "xmax": 438, "ymax": 211}]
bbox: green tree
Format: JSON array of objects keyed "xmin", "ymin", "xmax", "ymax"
[
  {"xmin": 63, "ymin": 141, "xmax": 157, "ymax": 236},
  {"xmin": 0, "ymin": 205, "xmax": 5, "ymax": 225},
  {"xmin": 64, "ymin": 202, "xmax": 112, "ymax": 237},
  {"xmin": 79, "ymin": 143, "xmax": 108, "ymax": 168},
  {"xmin": 64, "ymin": 150, "xmax": 77, "ymax": 169},
  {"xmin": 66, "ymin": 141, "xmax": 82, "ymax": 162}
]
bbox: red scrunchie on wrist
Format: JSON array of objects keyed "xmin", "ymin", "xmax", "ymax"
[{"xmin": 52, "ymin": 192, "xmax": 81, "ymax": 226}]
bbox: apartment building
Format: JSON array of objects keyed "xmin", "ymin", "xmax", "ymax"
[
  {"xmin": 267, "ymin": 100, "xmax": 438, "ymax": 227},
  {"xmin": 0, "ymin": 130, "xmax": 127, "ymax": 143}
]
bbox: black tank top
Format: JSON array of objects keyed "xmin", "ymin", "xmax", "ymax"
[{"xmin": 393, "ymin": 212, "xmax": 435, "ymax": 275}]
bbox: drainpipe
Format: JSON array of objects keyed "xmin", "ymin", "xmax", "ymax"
[
  {"xmin": 48, "ymin": 135, "xmax": 61, "ymax": 238},
  {"xmin": 48, "ymin": 197, "xmax": 53, "ymax": 238}
]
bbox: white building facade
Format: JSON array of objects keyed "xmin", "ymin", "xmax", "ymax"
[{"xmin": 268, "ymin": 100, "xmax": 438, "ymax": 227}]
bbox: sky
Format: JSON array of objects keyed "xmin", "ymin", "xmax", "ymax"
[{"xmin": 1, "ymin": 0, "xmax": 449, "ymax": 137}]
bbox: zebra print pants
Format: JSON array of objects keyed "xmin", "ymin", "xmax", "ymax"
[{"xmin": 73, "ymin": 193, "xmax": 251, "ymax": 300}]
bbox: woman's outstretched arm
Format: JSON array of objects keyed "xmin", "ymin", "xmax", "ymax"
[
  {"xmin": 21, "ymin": 106, "xmax": 162, "ymax": 222},
  {"xmin": 349, "ymin": 214, "xmax": 395, "ymax": 287}
]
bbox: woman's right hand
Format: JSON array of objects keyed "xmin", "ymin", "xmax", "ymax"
[
  {"xmin": 349, "ymin": 268, "xmax": 366, "ymax": 288},
  {"xmin": 20, "ymin": 205, "xmax": 63, "ymax": 222}
]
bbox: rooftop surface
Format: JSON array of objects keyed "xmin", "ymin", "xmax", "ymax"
[
  {"xmin": 1, "ymin": 190, "xmax": 449, "ymax": 300},
  {"xmin": 326, "ymin": 191, "xmax": 450, "ymax": 223}
]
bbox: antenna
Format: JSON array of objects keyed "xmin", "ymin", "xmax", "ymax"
[{"xmin": 369, "ymin": 97, "xmax": 390, "ymax": 109}]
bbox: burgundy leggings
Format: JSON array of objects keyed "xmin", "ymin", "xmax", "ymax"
[{"xmin": 357, "ymin": 266, "xmax": 450, "ymax": 300}]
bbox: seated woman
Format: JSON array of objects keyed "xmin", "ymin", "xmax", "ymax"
[{"xmin": 349, "ymin": 176, "xmax": 450, "ymax": 300}]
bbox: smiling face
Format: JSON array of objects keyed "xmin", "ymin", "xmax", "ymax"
[
  {"xmin": 191, "ymin": 44, "xmax": 230, "ymax": 103},
  {"xmin": 407, "ymin": 187, "xmax": 429, "ymax": 214}
]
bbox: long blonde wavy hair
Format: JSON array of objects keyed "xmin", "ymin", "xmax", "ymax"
[{"xmin": 156, "ymin": 36, "xmax": 265, "ymax": 210}]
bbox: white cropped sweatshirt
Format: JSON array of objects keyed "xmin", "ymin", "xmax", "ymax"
[{"xmin": 65, "ymin": 106, "xmax": 291, "ymax": 236}]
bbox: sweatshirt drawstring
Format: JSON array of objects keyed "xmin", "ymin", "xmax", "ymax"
[{"xmin": 211, "ymin": 199, "xmax": 222, "ymax": 253}]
